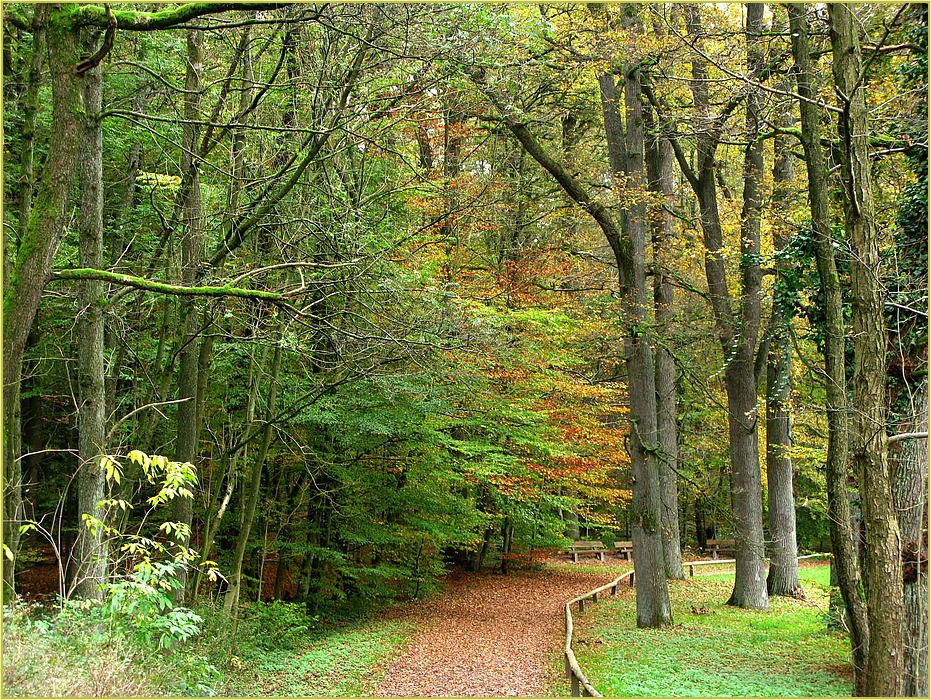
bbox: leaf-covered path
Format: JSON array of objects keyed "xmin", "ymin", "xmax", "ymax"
[{"xmin": 374, "ymin": 564, "xmax": 621, "ymax": 697}]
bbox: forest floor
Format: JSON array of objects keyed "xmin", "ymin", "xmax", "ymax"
[{"xmin": 373, "ymin": 561, "xmax": 624, "ymax": 697}]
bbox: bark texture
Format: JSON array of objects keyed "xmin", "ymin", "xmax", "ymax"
[
  {"xmin": 829, "ymin": 5, "xmax": 904, "ymax": 695},
  {"xmin": 617, "ymin": 53, "xmax": 672, "ymax": 627},
  {"xmin": 766, "ymin": 74, "xmax": 801, "ymax": 598},
  {"xmin": 72, "ymin": 27, "xmax": 108, "ymax": 600},
  {"xmin": 645, "ymin": 100, "xmax": 684, "ymax": 581},
  {"xmin": 892, "ymin": 383, "xmax": 928, "ymax": 697},
  {"xmin": 788, "ymin": 7, "xmax": 870, "ymax": 689},
  {"xmin": 3, "ymin": 6, "xmax": 82, "ymax": 596},
  {"xmin": 171, "ymin": 30, "xmax": 204, "ymax": 601}
]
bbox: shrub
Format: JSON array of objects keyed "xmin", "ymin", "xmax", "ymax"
[{"xmin": 237, "ymin": 599, "xmax": 319, "ymax": 653}]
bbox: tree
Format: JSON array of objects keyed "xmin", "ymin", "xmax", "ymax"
[
  {"xmin": 765, "ymin": 68, "xmax": 802, "ymax": 598},
  {"xmin": 2, "ymin": 1, "xmax": 286, "ymax": 599},
  {"xmin": 829, "ymin": 4, "xmax": 905, "ymax": 694},
  {"xmin": 72, "ymin": 21, "xmax": 108, "ymax": 600},
  {"xmin": 787, "ymin": 5, "xmax": 869, "ymax": 687},
  {"xmin": 645, "ymin": 3, "xmax": 768, "ymax": 609},
  {"xmin": 465, "ymin": 3, "xmax": 672, "ymax": 627}
]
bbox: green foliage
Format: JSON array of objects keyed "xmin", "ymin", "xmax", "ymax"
[
  {"xmin": 237, "ymin": 600, "xmax": 319, "ymax": 652},
  {"xmin": 100, "ymin": 560, "xmax": 204, "ymax": 648}
]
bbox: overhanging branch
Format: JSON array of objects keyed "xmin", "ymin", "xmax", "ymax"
[
  {"xmin": 74, "ymin": 3, "xmax": 288, "ymax": 31},
  {"xmin": 52, "ymin": 268, "xmax": 286, "ymax": 302}
]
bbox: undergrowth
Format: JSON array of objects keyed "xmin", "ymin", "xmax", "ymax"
[
  {"xmin": 3, "ymin": 595, "xmax": 413, "ymax": 697},
  {"xmin": 559, "ymin": 564, "xmax": 852, "ymax": 697},
  {"xmin": 2, "ymin": 599, "xmax": 220, "ymax": 697}
]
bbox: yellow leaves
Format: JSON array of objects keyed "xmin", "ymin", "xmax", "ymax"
[{"xmin": 99, "ymin": 455, "xmax": 121, "ymax": 485}]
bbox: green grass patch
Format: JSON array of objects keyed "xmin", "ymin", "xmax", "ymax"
[
  {"xmin": 561, "ymin": 565, "xmax": 852, "ymax": 697},
  {"xmin": 223, "ymin": 619, "xmax": 414, "ymax": 696}
]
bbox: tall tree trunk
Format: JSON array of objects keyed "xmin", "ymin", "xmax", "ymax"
[
  {"xmin": 467, "ymin": 20, "xmax": 671, "ymax": 626},
  {"xmin": 598, "ymin": 71, "xmax": 671, "ymax": 621},
  {"xmin": 645, "ymin": 101, "xmax": 684, "ymax": 581},
  {"xmin": 676, "ymin": 4, "xmax": 768, "ymax": 609},
  {"xmin": 72, "ymin": 26, "xmax": 108, "ymax": 600},
  {"xmin": 766, "ymin": 71, "xmax": 802, "ymax": 598},
  {"xmin": 172, "ymin": 30, "xmax": 204, "ymax": 602},
  {"xmin": 788, "ymin": 7, "xmax": 869, "ymax": 689},
  {"xmin": 891, "ymin": 381, "xmax": 928, "ymax": 698},
  {"xmin": 2, "ymin": 6, "xmax": 47, "ymax": 594},
  {"xmin": 829, "ymin": 5, "xmax": 904, "ymax": 695},
  {"xmin": 3, "ymin": 6, "xmax": 82, "ymax": 597},
  {"xmin": 612, "ymin": 8, "xmax": 671, "ymax": 625},
  {"xmin": 15, "ymin": 6, "xmax": 46, "ymax": 251}
]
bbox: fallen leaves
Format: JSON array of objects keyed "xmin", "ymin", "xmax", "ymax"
[{"xmin": 374, "ymin": 564, "xmax": 616, "ymax": 697}]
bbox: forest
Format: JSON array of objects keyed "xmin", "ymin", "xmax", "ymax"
[{"xmin": 1, "ymin": 2, "xmax": 927, "ymax": 698}]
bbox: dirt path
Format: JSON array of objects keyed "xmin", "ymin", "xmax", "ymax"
[{"xmin": 373, "ymin": 564, "xmax": 620, "ymax": 697}]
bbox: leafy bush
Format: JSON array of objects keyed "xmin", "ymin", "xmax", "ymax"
[
  {"xmin": 101, "ymin": 560, "xmax": 204, "ymax": 648},
  {"xmin": 237, "ymin": 599, "xmax": 319, "ymax": 652}
]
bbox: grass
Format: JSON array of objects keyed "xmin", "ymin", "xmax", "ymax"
[
  {"xmin": 223, "ymin": 618, "xmax": 414, "ymax": 696},
  {"xmin": 557, "ymin": 564, "xmax": 852, "ymax": 697}
]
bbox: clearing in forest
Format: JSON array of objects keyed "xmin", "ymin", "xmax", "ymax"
[{"xmin": 570, "ymin": 563, "xmax": 853, "ymax": 697}]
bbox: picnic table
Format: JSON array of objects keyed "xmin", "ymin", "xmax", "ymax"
[
  {"xmin": 706, "ymin": 538, "xmax": 736, "ymax": 559},
  {"xmin": 566, "ymin": 540, "xmax": 635, "ymax": 562},
  {"xmin": 567, "ymin": 540, "xmax": 610, "ymax": 562}
]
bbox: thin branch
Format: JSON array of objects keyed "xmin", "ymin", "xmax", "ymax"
[
  {"xmin": 888, "ymin": 431, "xmax": 929, "ymax": 445},
  {"xmin": 105, "ymin": 398, "xmax": 191, "ymax": 445}
]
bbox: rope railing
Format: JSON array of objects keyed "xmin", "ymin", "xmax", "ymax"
[{"xmin": 563, "ymin": 552, "xmax": 833, "ymax": 697}]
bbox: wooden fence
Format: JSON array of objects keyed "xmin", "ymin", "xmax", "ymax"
[{"xmin": 563, "ymin": 553, "xmax": 833, "ymax": 697}]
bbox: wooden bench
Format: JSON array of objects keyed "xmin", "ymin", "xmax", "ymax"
[
  {"xmin": 706, "ymin": 538, "xmax": 736, "ymax": 559},
  {"xmin": 567, "ymin": 540, "xmax": 609, "ymax": 563},
  {"xmin": 613, "ymin": 540, "xmax": 633, "ymax": 561}
]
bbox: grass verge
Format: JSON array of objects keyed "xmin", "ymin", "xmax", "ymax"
[
  {"xmin": 222, "ymin": 617, "xmax": 413, "ymax": 696},
  {"xmin": 555, "ymin": 564, "xmax": 852, "ymax": 697}
]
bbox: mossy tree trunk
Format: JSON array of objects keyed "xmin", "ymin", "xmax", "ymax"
[
  {"xmin": 2, "ymin": 6, "xmax": 82, "ymax": 597},
  {"xmin": 72, "ymin": 25, "xmax": 109, "ymax": 600}
]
